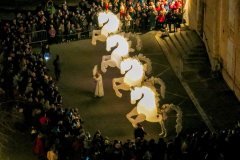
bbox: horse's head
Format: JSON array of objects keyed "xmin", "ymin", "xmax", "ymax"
[
  {"xmin": 121, "ymin": 58, "xmax": 145, "ymax": 86},
  {"xmin": 120, "ymin": 58, "xmax": 132, "ymax": 74},
  {"xmin": 130, "ymin": 87, "xmax": 142, "ymax": 104},
  {"xmin": 106, "ymin": 35, "xmax": 117, "ymax": 51},
  {"xmin": 105, "ymin": 12, "xmax": 120, "ymax": 33},
  {"xmin": 98, "ymin": 12, "xmax": 108, "ymax": 27},
  {"xmin": 106, "ymin": 35, "xmax": 126, "ymax": 52}
]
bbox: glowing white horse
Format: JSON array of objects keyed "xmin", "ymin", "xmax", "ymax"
[
  {"xmin": 112, "ymin": 54, "xmax": 152, "ymax": 98},
  {"xmin": 127, "ymin": 84, "xmax": 182, "ymax": 137},
  {"xmin": 101, "ymin": 34, "xmax": 129, "ymax": 73},
  {"xmin": 91, "ymin": 11, "xmax": 120, "ymax": 45}
]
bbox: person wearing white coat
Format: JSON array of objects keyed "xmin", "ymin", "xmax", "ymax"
[
  {"xmin": 93, "ymin": 72, "xmax": 104, "ymax": 97},
  {"xmin": 93, "ymin": 65, "xmax": 104, "ymax": 98}
]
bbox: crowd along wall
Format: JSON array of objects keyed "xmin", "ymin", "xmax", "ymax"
[{"xmin": 185, "ymin": 0, "xmax": 240, "ymax": 100}]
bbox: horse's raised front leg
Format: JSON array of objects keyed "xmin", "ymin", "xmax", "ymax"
[
  {"xmin": 91, "ymin": 30, "xmax": 99, "ymax": 45},
  {"xmin": 126, "ymin": 107, "xmax": 139, "ymax": 128},
  {"xmin": 134, "ymin": 113, "xmax": 146, "ymax": 125},
  {"xmin": 102, "ymin": 60, "xmax": 118, "ymax": 73},
  {"xmin": 127, "ymin": 112, "xmax": 146, "ymax": 128},
  {"xmin": 113, "ymin": 79, "xmax": 130, "ymax": 98},
  {"xmin": 101, "ymin": 55, "xmax": 111, "ymax": 73},
  {"xmin": 112, "ymin": 78, "xmax": 124, "ymax": 98}
]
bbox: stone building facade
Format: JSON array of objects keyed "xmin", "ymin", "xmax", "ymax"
[{"xmin": 184, "ymin": 0, "xmax": 240, "ymax": 100}]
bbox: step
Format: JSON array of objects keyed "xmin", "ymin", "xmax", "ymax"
[
  {"xmin": 156, "ymin": 31, "xmax": 211, "ymax": 74},
  {"xmin": 157, "ymin": 36, "xmax": 174, "ymax": 57},
  {"xmin": 179, "ymin": 31, "xmax": 194, "ymax": 48},
  {"xmin": 168, "ymin": 33, "xmax": 188, "ymax": 58},
  {"xmin": 163, "ymin": 36, "xmax": 182, "ymax": 58},
  {"xmin": 181, "ymin": 31, "xmax": 204, "ymax": 49},
  {"xmin": 182, "ymin": 63, "xmax": 209, "ymax": 72},
  {"xmin": 183, "ymin": 57, "xmax": 208, "ymax": 64},
  {"xmin": 186, "ymin": 30, "xmax": 203, "ymax": 47},
  {"xmin": 156, "ymin": 34, "xmax": 182, "ymax": 71},
  {"xmin": 181, "ymin": 31, "xmax": 208, "ymax": 57},
  {"xmin": 188, "ymin": 49, "xmax": 207, "ymax": 56},
  {"xmin": 188, "ymin": 47, "xmax": 208, "ymax": 58},
  {"xmin": 163, "ymin": 35, "xmax": 208, "ymax": 66},
  {"xmin": 190, "ymin": 47, "xmax": 206, "ymax": 53},
  {"xmin": 174, "ymin": 32, "xmax": 191, "ymax": 54},
  {"xmin": 180, "ymin": 24, "xmax": 189, "ymax": 31}
]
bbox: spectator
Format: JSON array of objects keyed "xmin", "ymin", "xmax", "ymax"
[
  {"xmin": 47, "ymin": 145, "xmax": 58, "ymax": 160},
  {"xmin": 165, "ymin": 10, "xmax": 174, "ymax": 32},
  {"xmin": 148, "ymin": 6, "xmax": 158, "ymax": 30},
  {"xmin": 33, "ymin": 132, "xmax": 45, "ymax": 159},
  {"xmin": 125, "ymin": 12, "xmax": 133, "ymax": 32},
  {"xmin": 156, "ymin": 11, "xmax": 166, "ymax": 30},
  {"xmin": 173, "ymin": 8, "xmax": 182, "ymax": 32},
  {"xmin": 48, "ymin": 25, "xmax": 56, "ymax": 44}
]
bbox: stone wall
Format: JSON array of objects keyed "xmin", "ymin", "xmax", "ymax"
[{"xmin": 185, "ymin": 0, "xmax": 240, "ymax": 100}]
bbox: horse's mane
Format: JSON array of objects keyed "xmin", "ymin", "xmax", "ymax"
[{"xmin": 132, "ymin": 54, "xmax": 152, "ymax": 75}]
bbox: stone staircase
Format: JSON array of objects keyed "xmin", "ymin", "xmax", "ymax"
[
  {"xmin": 155, "ymin": 29, "xmax": 240, "ymax": 131},
  {"xmin": 158, "ymin": 30, "xmax": 211, "ymax": 75}
]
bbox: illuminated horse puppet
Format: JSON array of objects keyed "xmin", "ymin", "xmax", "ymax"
[
  {"xmin": 101, "ymin": 34, "xmax": 130, "ymax": 73},
  {"xmin": 127, "ymin": 79, "xmax": 182, "ymax": 137},
  {"xmin": 91, "ymin": 11, "xmax": 120, "ymax": 45},
  {"xmin": 112, "ymin": 54, "xmax": 152, "ymax": 98}
]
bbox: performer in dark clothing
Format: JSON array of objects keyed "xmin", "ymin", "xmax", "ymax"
[
  {"xmin": 134, "ymin": 123, "xmax": 147, "ymax": 140},
  {"xmin": 53, "ymin": 54, "xmax": 61, "ymax": 81}
]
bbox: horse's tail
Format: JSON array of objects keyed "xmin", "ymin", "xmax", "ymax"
[
  {"xmin": 126, "ymin": 33, "xmax": 142, "ymax": 51},
  {"xmin": 153, "ymin": 77, "xmax": 166, "ymax": 99},
  {"xmin": 168, "ymin": 104, "xmax": 183, "ymax": 135}
]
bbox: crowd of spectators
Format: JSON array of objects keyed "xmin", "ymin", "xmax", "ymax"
[
  {"xmin": 1, "ymin": 0, "xmax": 184, "ymax": 44},
  {"xmin": 0, "ymin": 0, "xmax": 240, "ymax": 160}
]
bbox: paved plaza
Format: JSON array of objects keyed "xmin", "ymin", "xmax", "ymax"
[{"xmin": 46, "ymin": 31, "xmax": 207, "ymax": 141}]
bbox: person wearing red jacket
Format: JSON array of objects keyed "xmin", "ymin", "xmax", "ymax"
[
  {"xmin": 156, "ymin": 11, "xmax": 166, "ymax": 30},
  {"xmin": 104, "ymin": 0, "xmax": 109, "ymax": 11},
  {"xmin": 169, "ymin": 1, "xmax": 177, "ymax": 10},
  {"xmin": 174, "ymin": 0, "xmax": 181, "ymax": 9},
  {"xmin": 33, "ymin": 133, "xmax": 45, "ymax": 159}
]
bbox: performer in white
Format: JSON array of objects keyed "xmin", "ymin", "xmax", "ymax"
[{"xmin": 93, "ymin": 65, "xmax": 104, "ymax": 98}]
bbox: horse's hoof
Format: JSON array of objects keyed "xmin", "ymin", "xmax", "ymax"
[
  {"xmin": 116, "ymin": 92, "xmax": 122, "ymax": 98},
  {"xmin": 132, "ymin": 123, "xmax": 137, "ymax": 128},
  {"xmin": 136, "ymin": 47, "xmax": 141, "ymax": 51},
  {"xmin": 130, "ymin": 49, "xmax": 135, "ymax": 52},
  {"xmin": 159, "ymin": 133, "xmax": 167, "ymax": 137},
  {"xmin": 101, "ymin": 67, "xmax": 106, "ymax": 73}
]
